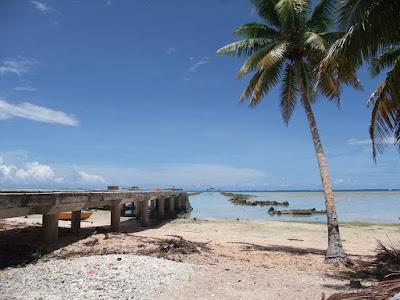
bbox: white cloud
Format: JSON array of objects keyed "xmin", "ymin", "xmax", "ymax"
[
  {"xmin": 0, "ymin": 99, "xmax": 79, "ymax": 126},
  {"xmin": 106, "ymin": 0, "xmax": 112, "ymax": 6},
  {"xmin": 0, "ymin": 158, "xmax": 63, "ymax": 184},
  {"xmin": 13, "ymin": 85, "xmax": 36, "ymax": 92},
  {"xmin": 165, "ymin": 47, "xmax": 178, "ymax": 55},
  {"xmin": 347, "ymin": 137, "xmax": 396, "ymax": 146},
  {"xmin": 78, "ymin": 170, "xmax": 107, "ymax": 184},
  {"xmin": 334, "ymin": 178, "xmax": 345, "ymax": 185},
  {"xmin": 189, "ymin": 57, "xmax": 210, "ymax": 72},
  {"xmin": 0, "ymin": 57, "xmax": 36, "ymax": 76},
  {"xmin": 31, "ymin": 1, "xmax": 54, "ymax": 14},
  {"xmin": 78, "ymin": 163, "xmax": 267, "ymax": 189}
]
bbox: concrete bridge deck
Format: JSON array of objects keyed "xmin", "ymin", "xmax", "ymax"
[{"xmin": 0, "ymin": 190, "xmax": 190, "ymax": 243}]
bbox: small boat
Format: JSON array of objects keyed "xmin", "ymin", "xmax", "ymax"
[{"xmin": 58, "ymin": 211, "xmax": 93, "ymax": 221}]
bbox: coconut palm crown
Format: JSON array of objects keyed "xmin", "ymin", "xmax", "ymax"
[
  {"xmin": 217, "ymin": 0, "xmax": 360, "ymax": 264},
  {"xmin": 322, "ymin": 0, "xmax": 400, "ymax": 160}
]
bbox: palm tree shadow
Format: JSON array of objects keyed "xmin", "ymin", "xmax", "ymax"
[{"xmin": 230, "ymin": 241, "xmax": 326, "ymax": 256}]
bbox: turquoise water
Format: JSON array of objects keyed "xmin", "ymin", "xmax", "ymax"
[{"xmin": 188, "ymin": 191, "xmax": 400, "ymax": 223}]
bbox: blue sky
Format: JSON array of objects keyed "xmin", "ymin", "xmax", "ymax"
[{"xmin": 0, "ymin": 0, "xmax": 398, "ymax": 190}]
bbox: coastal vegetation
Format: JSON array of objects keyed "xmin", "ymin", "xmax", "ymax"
[
  {"xmin": 221, "ymin": 192, "xmax": 289, "ymax": 206},
  {"xmin": 321, "ymin": 0, "xmax": 400, "ymax": 159},
  {"xmin": 217, "ymin": 0, "xmax": 356, "ymax": 264}
]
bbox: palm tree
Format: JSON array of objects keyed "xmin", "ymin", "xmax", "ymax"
[
  {"xmin": 322, "ymin": 0, "xmax": 400, "ymax": 159},
  {"xmin": 217, "ymin": 0, "xmax": 360, "ymax": 264}
]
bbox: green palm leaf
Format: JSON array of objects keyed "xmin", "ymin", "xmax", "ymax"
[
  {"xmin": 237, "ymin": 42, "xmax": 278, "ymax": 79},
  {"xmin": 280, "ymin": 63, "xmax": 299, "ymax": 124},
  {"xmin": 258, "ymin": 41, "xmax": 288, "ymax": 71},
  {"xmin": 235, "ymin": 22, "xmax": 279, "ymax": 39},
  {"xmin": 307, "ymin": 0, "xmax": 336, "ymax": 32},
  {"xmin": 370, "ymin": 46, "xmax": 400, "ymax": 76},
  {"xmin": 251, "ymin": 0, "xmax": 281, "ymax": 28},
  {"xmin": 216, "ymin": 38, "xmax": 271, "ymax": 57}
]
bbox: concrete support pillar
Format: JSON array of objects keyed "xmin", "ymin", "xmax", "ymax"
[
  {"xmin": 141, "ymin": 199, "xmax": 149, "ymax": 226},
  {"xmin": 131, "ymin": 202, "xmax": 135, "ymax": 216},
  {"xmin": 150, "ymin": 199, "xmax": 156, "ymax": 210},
  {"xmin": 177, "ymin": 195, "xmax": 183, "ymax": 211},
  {"xmin": 157, "ymin": 198, "xmax": 165, "ymax": 218},
  {"xmin": 169, "ymin": 197, "xmax": 175, "ymax": 215},
  {"xmin": 71, "ymin": 210, "xmax": 81, "ymax": 234},
  {"xmin": 111, "ymin": 200, "xmax": 121, "ymax": 232},
  {"xmin": 135, "ymin": 200, "xmax": 142, "ymax": 219},
  {"xmin": 42, "ymin": 213, "xmax": 58, "ymax": 244}
]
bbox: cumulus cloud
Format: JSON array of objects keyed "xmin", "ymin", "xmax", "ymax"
[
  {"xmin": 31, "ymin": 1, "xmax": 54, "ymax": 14},
  {"xmin": 0, "ymin": 158, "xmax": 63, "ymax": 184},
  {"xmin": 0, "ymin": 57, "xmax": 36, "ymax": 76},
  {"xmin": 78, "ymin": 170, "xmax": 107, "ymax": 184},
  {"xmin": 0, "ymin": 99, "xmax": 79, "ymax": 126}
]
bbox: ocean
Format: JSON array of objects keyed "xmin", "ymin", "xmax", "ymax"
[{"xmin": 188, "ymin": 191, "xmax": 400, "ymax": 223}]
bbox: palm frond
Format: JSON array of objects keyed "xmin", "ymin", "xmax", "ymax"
[
  {"xmin": 369, "ymin": 88, "xmax": 399, "ymax": 160},
  {"xmin": 251, "ymin": 0, "xmax": 281, "ymax": 28},
  {"xmin": 297, "ymin": 60, "xmax": 316, "ymax": 102},
  {"xmin": 217, "ymin": 38, "xmax": 271, "ymax": 57},
  {"xmin": 237, "ymin": 42, "xmax": 278, "ymax": 79},
  {"xmin": 338, "ymin": 0, "xmax": 372, "ymax": 30},
  {"xmin": 317, "ymin": 68, "xmax": 341, "ymax": 105},
  {"xmin": 275, "ymin": 0, "xmax": 309, "ymax": 33},
  {"xmin": 319, "ymin": 31, "xmax": 345, "ymax": 46},
  {"xmin": 370, "ymin": 46, "xmax": 400, "ymax": 77},
  {"xmin": 368, "ymin": 59, "xmax": 400, "ymax": 159},
  {"xmin": 235, "ymin": 22, "xmax": 279, "ymax": 39},
  {"xmin": 307, "ymin": 0, "xmax": 336, "ymax": 32},
  {"xmin": 258, "ymin": 41, "xmax": 288, "ymax": 71},
  {"xmin": 329, "ymin": 0, "xmax": 400, "ymax": 71},
  {"xmin": 304, "ymin": 31, "xmax": 327, "ymax": 53},
  {"xmin": 280, "ymin": 63, "xmax": 299, "ymax": 124},
  {"xmin": 240, "ymin": 71, "xmax": 263, "ymax": 102},
  {"xmin": 246, "ymin": 62, "xmax": 283, "ymax": 106}
]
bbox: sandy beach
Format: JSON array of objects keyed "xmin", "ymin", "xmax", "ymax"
[{"xmin": 1, "ymin": 212, "xmax": 399, "ymax": 299}]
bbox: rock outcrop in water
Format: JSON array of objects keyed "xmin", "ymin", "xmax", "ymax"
[
  {"xmin": 267, "ymin": 207, "xmax": 326, "ymax": 216},
  {"xmin": 221, "ymin": 192, "xmax": 289, "ymax": 207}
]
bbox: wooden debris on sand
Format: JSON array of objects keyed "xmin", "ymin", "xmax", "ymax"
[{"xmin": 138, "ymin": 235, "xmax": 211, "ymax": 258}]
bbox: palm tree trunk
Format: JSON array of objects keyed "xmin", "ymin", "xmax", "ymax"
[{"xmin": 301, "ymin": 93, "xmax": 347, "ymax": 264}]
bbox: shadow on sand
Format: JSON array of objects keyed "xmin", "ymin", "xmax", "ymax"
[{"xmin": 0, "ymin": 216, "xmax": 175, "ymax": 269}]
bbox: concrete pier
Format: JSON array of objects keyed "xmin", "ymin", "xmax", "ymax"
[{"xmin": 0, "ymin": 190, "xmax": 189, "ymax": 243}]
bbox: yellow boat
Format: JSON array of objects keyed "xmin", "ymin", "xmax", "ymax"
[{"xmin": 58, "ymin": 211, "xmax": 93, "ymax": 221}]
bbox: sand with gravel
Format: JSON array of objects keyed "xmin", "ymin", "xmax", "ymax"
[{"xmin": 0, "ymin": 212, "xmax": 399, "ymax": 299}]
